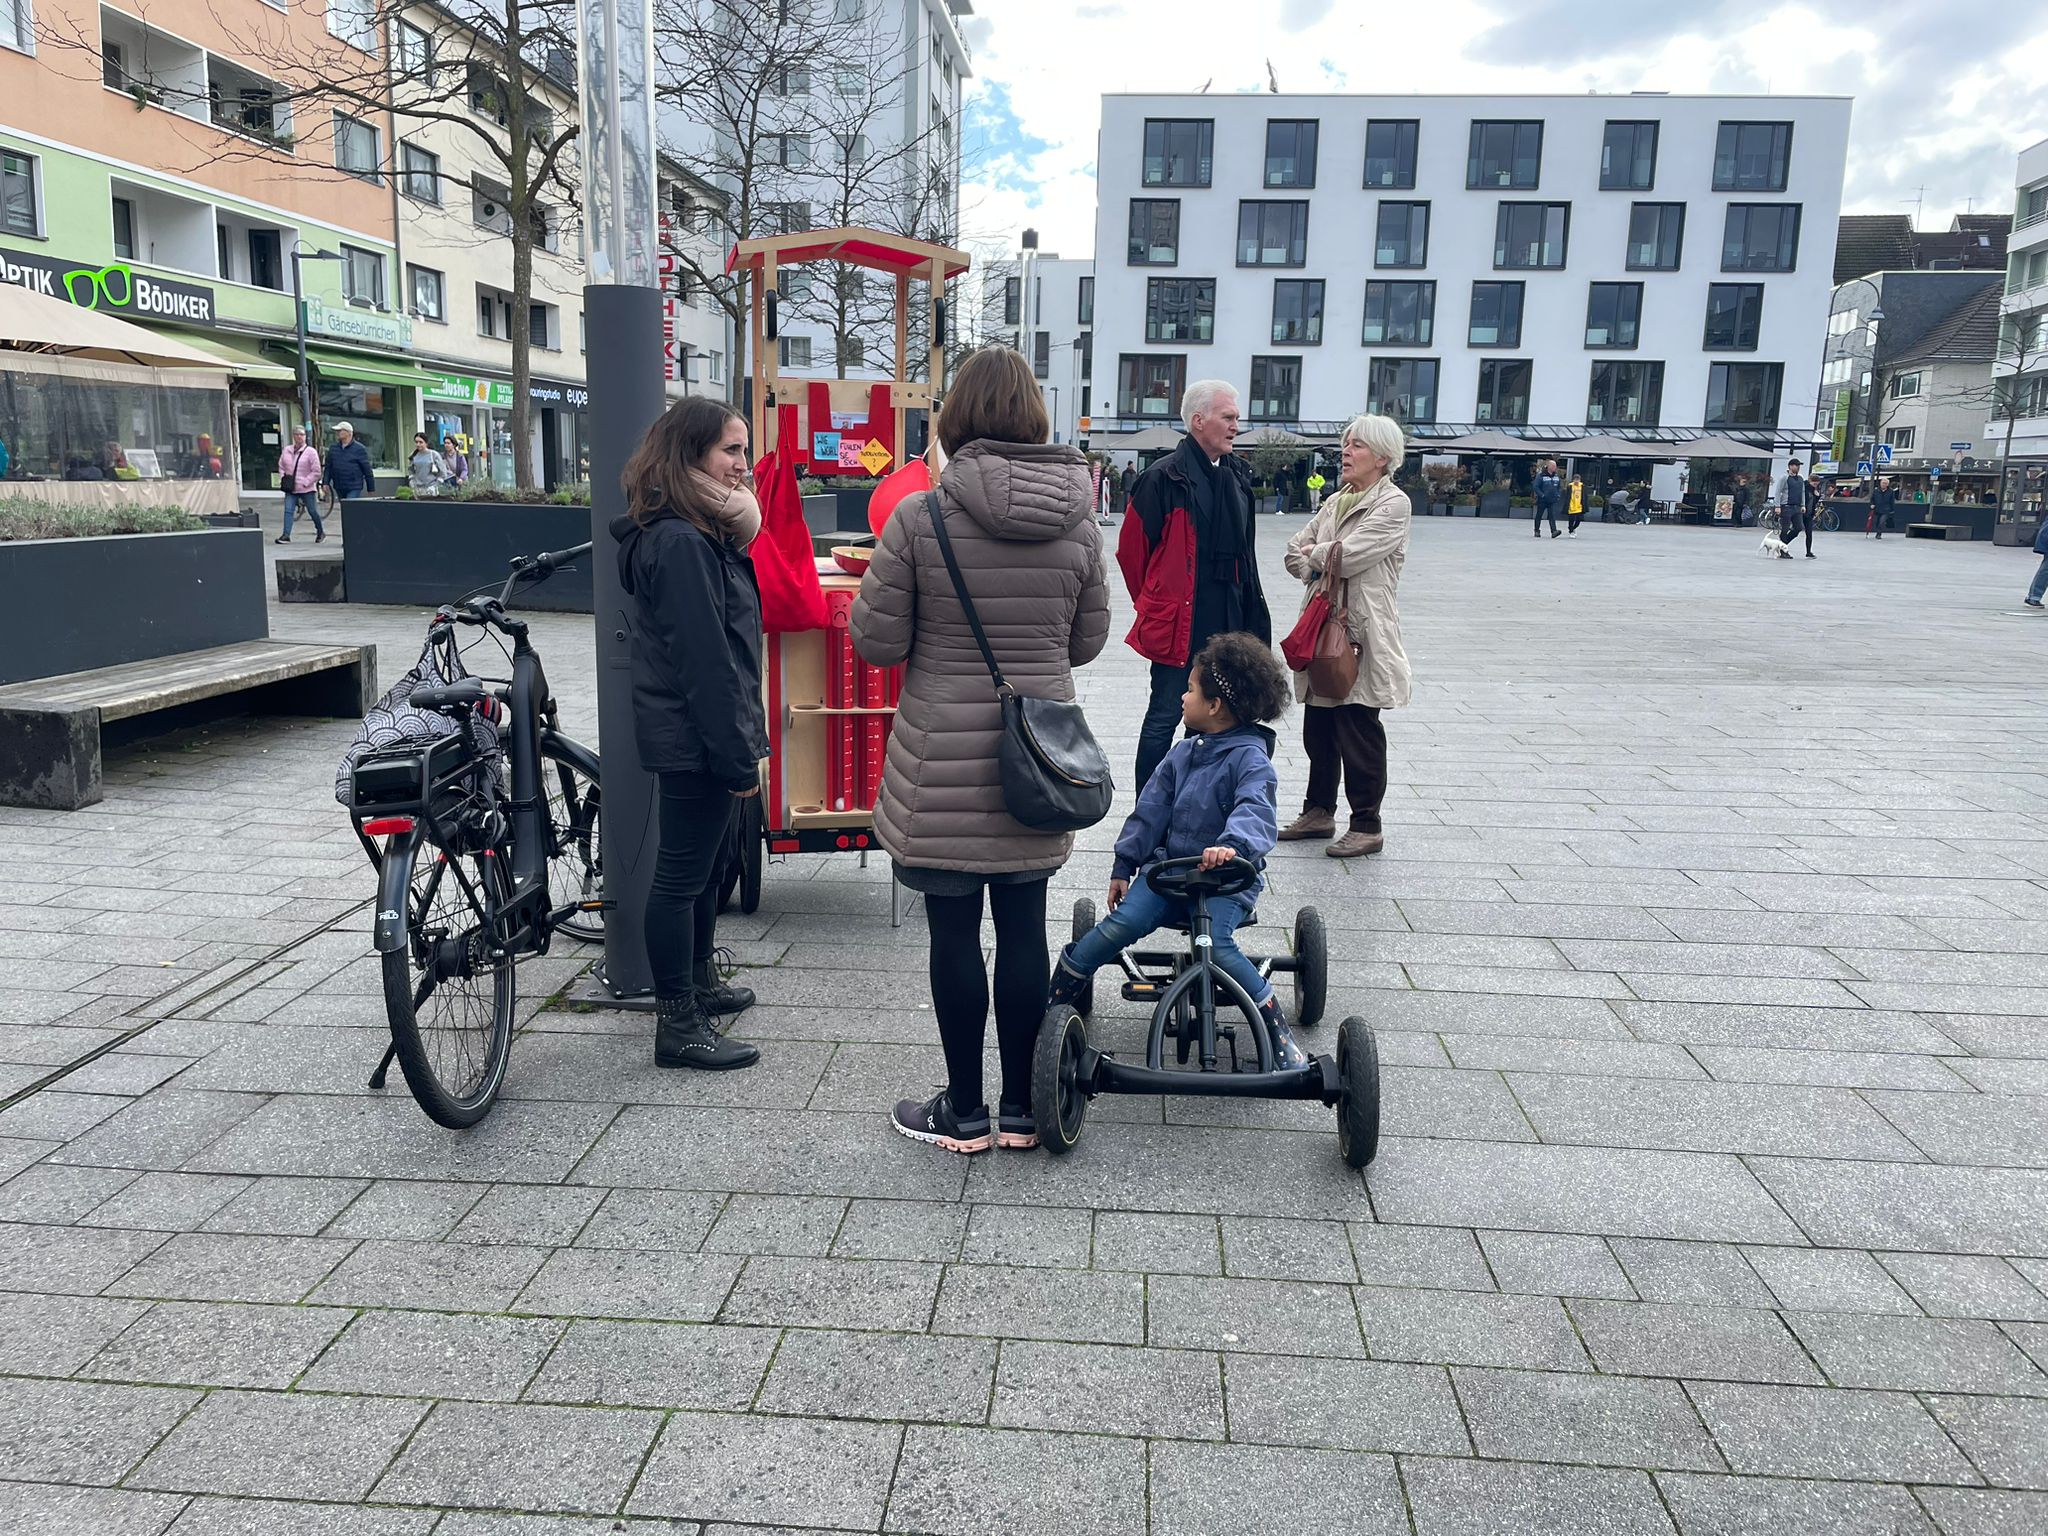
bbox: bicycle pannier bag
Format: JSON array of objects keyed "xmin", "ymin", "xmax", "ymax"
[{"xmin": 923, "ymin": 494, "xmax": 1113, "ymax": 833}]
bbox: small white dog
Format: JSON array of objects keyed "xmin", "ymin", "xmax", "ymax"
[{"xmin": 1758, "ymin": 526, "xmax": 1789, "ymax": 558}]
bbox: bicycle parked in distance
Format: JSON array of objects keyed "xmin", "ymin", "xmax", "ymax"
[
  {"xmin": 347, "ymin": 544, "xmax": 604, "ymax": 1128},
  {"xmin": 1759, "ymin": 504, "xmax": 1841, "ymax": 536}
]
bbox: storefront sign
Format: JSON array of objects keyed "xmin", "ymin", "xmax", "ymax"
[
  {"xmin": 528, "ymin": 378, "xmax": 588, "ymax": 412},
  {"xmin": 302, "ymin": 296, "xmax": 413, "ymax": 350},
  {"xmin": 0, "ymin": 246, "xmax": 218, "ymax": 328},
  {"xmin": 423, "ymin": 371, "xmax": 515, "ymax": 408}
]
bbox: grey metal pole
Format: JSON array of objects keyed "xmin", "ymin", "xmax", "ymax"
[{"xmin": 291, "ymin": 252, "xmax": 313, "ymax": 431}]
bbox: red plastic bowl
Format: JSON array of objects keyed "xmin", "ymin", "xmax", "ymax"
[{"xmin": 832, "ymin": 545, "xmax": 872, "ymax": 576}]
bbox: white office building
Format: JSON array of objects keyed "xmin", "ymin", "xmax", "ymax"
[
  {"xmin": 1089, "ymin": 93, "xmax": 1851, "ymax": 449},
  {"xmin": 1989, "ymin": 136, "xmax": 2048, "ymax": 463},
  {"xmin": 981, "ymin": 252, "xmax": 1095, "ymax": 445}
]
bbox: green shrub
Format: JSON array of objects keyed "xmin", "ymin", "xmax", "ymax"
[{"xmin": 0, "ymin": 500, "xmax": 206, "ymax": 541}]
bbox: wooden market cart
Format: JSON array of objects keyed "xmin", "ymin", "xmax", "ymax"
[{"xmin": 718, "ymin": 228, "xmax": 971, "ymax": 920}]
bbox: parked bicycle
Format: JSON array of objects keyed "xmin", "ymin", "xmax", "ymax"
[
  {"xmin": 347, "ymin": 544, "xmax": 603, "ymax": 1127},
  {"xmin": 1759, "ymin": 504, "xmax": 1840, "ymax": 536}
]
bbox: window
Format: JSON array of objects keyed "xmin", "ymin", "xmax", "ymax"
[
  {"xmin": 1364, "ymin": 119, "xmax": 1418, "ymax": 189},
  {"xmin": 829, "ymin": 133, "xmax": 868, "ymax": 165},
  {"xmin": 1077, "ymin": 276, "xmax": 1094, "ymax": 326},
  {"xmin": 333, "ymin": 112, "xmax": 379, "ymax": 183},
  {"xmin": 396, "ymin": 21, "xmax": 433, "ymax": 80},
  {"xmin": 399, "ymin": 142, "xmax": 439, "ymax": 203},
  {"xmin": 407, "ymin": 263, "xmax": 444, "ymax": 322},
  {"xmin": 1128, "ymin": 199, "xmax": 1179, "ymax": 265},
  {"xmin": 1714, "ymin": 121, "xmax": 1793, "ymax": 192},
  {"xmin": 473, "ymin": 178, "xmax": 513, "ymax": 236},
  {"xmin": 111, "ymin": 195, "xmax": 134, "ymax": 258},
  {"xmin": 1587, "ymin": 361, "xmax": 1663, "ymax": 425},
  {"xmin": 768, "ymin": 133, "xmax": 810, "ymax": 168},
  {"xmin": 1, "ymin": 149, "xmax": 38, "ymax": 237},
  {"xmin": 1585, "ymin": 282, "xmax": 1643, "ymax": 348},
  {"xmin": 216, "ymin": 225, "xmax": 231, "ymax": 282},
  {"xmin": 1000, "ymin": 275, "xmax": 1020, "ymax": 326},
  {"xmin": 1271, "ymin": 279, "xmax": 1324, "ymax": 344},
  {"xmin": 767, "ymin": 64, "xmax": 811, "ymax": 96},
  {"xmin": 762, "ymin": 201, "xmax": 809, "ymax": 234},
  {"xmin": 526, "ymin": 304, "xmax": 550, "ymax": 348},
  {"xmin": 247, "ymin": 229, "xmax": 281, "ymax": 290},
  {"xmin": 1118, "ymin": 354, "xmax": 1186, "ymax": 416},
  {"xmin": 101, "ymin": 37, "xmax": 122, "ymax": 90},
  {"xmin": 1033, "ymin": 331, "xmax": 1050, "ymax": 379},
  {"xmin": 478, "ymin": 291, "xmax": 506, "ymax": 338},
  {"xmin": 1883, "ymin": 425, "xmax": 1917, "ymax": 452},
  {"xmin": 467, "ymin": 63, "xmax": 507, "ymax": 125},
  {"xmin": 1601, "ymin": 121, "xmax": 1658, "ymax": 190},
  {"xmin": 1704, "ymin": 361, "xmax": 1782, "ymax": 427},
  {"xmin": 833, "ymin": 66, "xmax": 860, "ymax": 95},
  {"xmin": 1146, "ymin": 278, "xmax": 1214, "ymax": 343},
  {"xmin": 1237, "ymin": 201, "xmax": 1308, "ymax": 267},
  {"xmin": 1722, "ymin": 204, "xmax": 1801, "ymax": 272},
  {"xmin": 1367, "ymin": 358, "xmax": 1439, "ymax": 424},
  {"xmin": 1264, "ymin": 119, "xmax": 1318, "ymax": 188},
  {"xmin": 839, "ymin": 336, "xmax": 865, "ymax": 368},
  {"xmin": 1249, "ymin": 357, "xmax": 1300, "ymax": 421},
  {"xmin": 340, "ymin": 243, "xmax": 384, "ymax": 308},
  {"xmin": 1375, "ymin": 201, "xmax": 1428, "ymax": 268},
  {"xmin": 1495, "ymin": 203, "xmax": 1568, "ymax": 268},
  {"xmin": 1626, "ymin": 203, "xmax": 1684, "ymax": 270},
  {"xmin": 1467, "ymin": 120, "xmax": 1542, "ymax": 188},
  {"xmin": 326, "ymin": 0, "xmax": 374, "ymax": 52},
  {"xmin": 1142, "ymin": 118, "xmax": 1213, "ymax": 186},
  {"xmin": 1, "ymin": 0, "xmax": 32, "ymax": 54},
  {"xmin": 708, "ymin": 349, "xmax": 723, "ymax": 383},
  {"xmin": 1703, "ymin": 284, "xmax": 1763, "ymax": 350},
  {"xmin": 1450, "ymin": 285, "xmax": 1520, "ymax": 354},
  {"xmin": 779, "ymin": 336, "xmax": 811, "ymax": 369},
  {"xmin": 1362, "ymin": 280, "xmax": 1435, "ymax": 346},
  {"xmin": 1476, "ymin": 359, "xmax": 1532, "ymax": 424},
  {"xmin": 1888, "ymin": 371, "xmax": 1923, "ymax": 399}
]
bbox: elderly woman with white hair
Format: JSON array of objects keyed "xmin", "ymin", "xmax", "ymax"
[{"xmin": 1278, "ymin": 412, "xmax": 1412, "ymax": 858}]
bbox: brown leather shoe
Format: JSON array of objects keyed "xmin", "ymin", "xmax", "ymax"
[
  {"xmin": 1326, "ymin": 829, "xmax": 1385, "ymax": 859},
  {"xmin": 1277, "ymin": 809, "xmax": 1337, "ymax": 842}
]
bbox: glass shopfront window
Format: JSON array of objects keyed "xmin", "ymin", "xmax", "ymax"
[
  {"xmin": 0, "ymin": 365, "xmax": 232, "ymax": 483},
  {"xmin": 316, "ymin": 380, "xmax": 397, "ymax": 469}
]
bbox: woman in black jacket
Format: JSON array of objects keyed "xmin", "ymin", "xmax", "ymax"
[{"xmin": 613, "ymin": 397, "xmax": 767, "ymax": 1071}]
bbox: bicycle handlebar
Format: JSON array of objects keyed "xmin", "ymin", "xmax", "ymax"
[{"xmin": 437, "ymin": 543, "xmax": 595, "ymax": 630}]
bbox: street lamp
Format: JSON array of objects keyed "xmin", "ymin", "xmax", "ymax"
[{"xmin": 290, "ymin": 245, "xmax": 343, "ymax": 435}]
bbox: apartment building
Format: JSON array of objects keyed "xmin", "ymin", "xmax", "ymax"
[
  {"xmin": 1989, "ymin": 136, "xmax": 2048, "ymax": 467},
  {"xmin": 1089, "ymin": 92, "xmax": 1852, "ymax": 449},
  {"xmin": 980, "ymin": 250, "xmax": 1094, "ymax": 445}
]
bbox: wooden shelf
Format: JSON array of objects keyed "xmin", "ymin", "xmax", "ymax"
[
  {"xmin": 790, "ymin": 703, "xmax": 897, "ymax": 717},
  {"xmin": 790, "ymin": 806, "xmax": 876, "ymax": 830}
]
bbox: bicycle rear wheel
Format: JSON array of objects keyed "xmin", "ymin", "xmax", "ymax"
[
  {"xmin": 382, "ymin": 837, "xmax": 517, "ymax": 1128},
  {"xmin": 542, "ymin": 741, "xmax": 603, "ymax": 942}
]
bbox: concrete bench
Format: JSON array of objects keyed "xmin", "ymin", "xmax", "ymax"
[
  {"xmin": 277, "ymin": 554, "xmax": 346, "ymax": 603},
  {"xmin": 1906, "ymin": 523, "xmax": 1966, "ymax": 540},
  {"xmin": 0, "ymin": 640, "xmax": 376, "ymax": 810}
]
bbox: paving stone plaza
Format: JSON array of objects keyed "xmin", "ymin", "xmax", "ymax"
[{"xmin": 2, "ymin": 514, "xmax": 2045, "ymax": 1535}]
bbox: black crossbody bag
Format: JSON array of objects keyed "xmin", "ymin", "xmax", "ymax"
[{"xmin": 923, "ymin": 493, "xmax": 1113, "ymax": 833}]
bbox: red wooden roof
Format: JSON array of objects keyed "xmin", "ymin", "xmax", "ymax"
[{"xmin": 727, "ymin": 226, "xmax": 971, "ymax": 280}]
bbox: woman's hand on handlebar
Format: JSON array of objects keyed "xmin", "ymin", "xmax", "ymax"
[
  {"xmin": 1107, "ymin": 877, "xmax": 1128, "ymax": 912},
  {"xmin": 1198, "ymin": 846, "xmax": 1239, "ymax": 872}
]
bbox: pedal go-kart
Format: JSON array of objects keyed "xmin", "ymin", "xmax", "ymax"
[{"xmin": 1031, "ymin": 855, "xmax": 1382, "ymax": 1168}]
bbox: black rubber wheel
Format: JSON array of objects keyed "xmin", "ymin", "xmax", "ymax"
[
  {"xmin": 1069, "ymin": 898, "xmax": 1096, "ymax": 1017},
  {"xmin": 1032, "ymin": 1004, "xmax": 1089, "ymax": 1154},
  {"xmin": 1336, "ymin": 1015, "xmax": 1382, "ymax": 1169},
  {"xmin": 381, "ymin": 838, "xmax": 516, "ymax": 1129},
  {"xmin": 1173, "ymin": 995, "xmax": 1196, "ymax": 1065},
  {"xmin": 1293, "ymin": 907, "xmax": 1328, "ymax": 1028},
  {"xmin": 542, "ymin": 742, "xmax": 603, "ymax": 943},
  {"xmin": 738, "ymin": 794, "xmax": 765, "ymax": 914}
]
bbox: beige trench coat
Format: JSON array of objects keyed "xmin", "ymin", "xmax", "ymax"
[{"xmin": 1282, "ymin": 476, "xmax": 1412, "ymax": 709}]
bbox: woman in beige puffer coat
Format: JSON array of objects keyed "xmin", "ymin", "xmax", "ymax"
[{"xmin": 851, "ymin": 346, "xmax": 1108, "ymax": 1155}]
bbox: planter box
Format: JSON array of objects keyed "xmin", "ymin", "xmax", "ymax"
[
  {"xmin": 834, "ymin": 482, "xmax": 876, "ymax": 531},
  {"xmin": 1478, "ymin": 490, "xmax": 1511, "ymax": 518},
  {"xmin": 1404, "ymin": 488, "xmax": 1429, "ymax": 522},
  {"xmin": 0, "ymin": 529, "xmax": 267, "ymax": 686},
  {"xmin": 278, "ymin": 555, "xmax": 345, "ymax": 603},
  {"xmin": 1429, "ymin": 502, "xmax": 1452, "ymax": 518},
  {"xmin": 341, "ymin": 499, "xmax": 595, "ymax": 612},
  {"xmin": 1993, "ymin": 520, "xmax": 2040, "ymax": 547},
  {"xmin": 201, "ymin": 510, "xmax": 261, "ymax": 530},
  {"xmin": 1451, "ymin": 501, "xmax": 1479, "ymax": 517},
  {"xmin": 801, "ymin": 495, "xmax": 841, "ymax": 536}
]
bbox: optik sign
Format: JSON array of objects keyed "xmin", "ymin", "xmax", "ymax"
[{"xmin": 0, "ymin": 247, "xmax": 218, "ymax": 327}]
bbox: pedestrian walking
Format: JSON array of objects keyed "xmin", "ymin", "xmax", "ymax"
[
  {"xmin": 441, "ymin": 435, "xmax": 469, "ymax": 489},
  {"xmin": 321, "ymin": 421, "xmax": 377, "ymax": 501},
  {"xmin": 274, "ymin": 426, "xmax": 324, "ymax": 544},
  {"xmin": 407, "ymin": 433, "xmax": 448, "ymax": 497},
  {"xmin": 1775, "ymin": 457, "xmax": 1818, "ymax": 559},
  {"xmin": 1118, "ymin": 379, "xmax": 1272, "ymax": 793},
  {"xmin": 1566, "ymin": 471, "xmax": 1585, "ymax": 537},
  {"xmin": 1277, "ymin": 413, "xmax": 1412, "ymax": 859},
  {"xmin": 1870, "ymin": 475, "xmax": 1897, "ymax": 539},
  {"xmin": 612, "ymin": 396, "xmax": 769, "ymax": 1073},
  {"xmin": 2024, "ymin": 515, "xmax": 2048, "ymax": 609},
  {"xmin": 1307, "ymin": 466, "xmax": 1326, "ymax": 511},
  {"xmin": 1532, "ymin": 459, "xmax": 1561, "ymax": 538},
  {"xmin": 850, "ymin": 345, "xmax": 1109, "ymax": 1155}
]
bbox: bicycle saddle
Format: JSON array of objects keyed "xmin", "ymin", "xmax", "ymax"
[{"xmin": 410, "ymin": 678, "xmax": 491, "ymax": 713}]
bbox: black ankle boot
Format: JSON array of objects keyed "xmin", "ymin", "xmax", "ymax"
[
  {"xmin": 693, "ymin": 958, "xmax": 755, "ymax": 1018},
  {"xmin": 655, "ymin": 993, "xmax": 759, "ymax": 1071},
  {"xmin": 1046, "ymin": 945, "xmax": 1091, "ymax": 1011}
]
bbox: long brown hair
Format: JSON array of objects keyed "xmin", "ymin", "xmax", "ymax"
[
  {"xmin": 937, "ymin": 345, "xmax": 1050, "ymax": 457},
  {"xmin": 622, "ymin": 396, "xmax": 747, "ymax": 533}
]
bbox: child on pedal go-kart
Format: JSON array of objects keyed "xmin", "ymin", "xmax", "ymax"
[{"xmin": 1048, "ymin": 632, "xmax": 1308, "ymax": 1067}]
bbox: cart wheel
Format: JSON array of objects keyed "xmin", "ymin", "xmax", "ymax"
[
  {"xmin": 1293, "ymin": 907, "xmax": 1328, "ymax": 1028},
  {"xmin": 1336, "ymin": 1016, "xmax": 1382, "ymax": 1169},
  {"xmin": 1069, "ymin": 898, "xmax": 1096, "ymax": 1018},
  {"xmin": 1173, "ymin": 995, "xmax": 1196, "ymax": 1065},
  {"xmin": 714, "ymin": 815, "xmax": 743, "ymax": 914},
  {"xmin": 1032, "ymin": 1004, "xmax": 1089, "ymax": 1155},
  {"xmin": 738, "ymin": 795, "xmax": 765, "ymax": 915}
]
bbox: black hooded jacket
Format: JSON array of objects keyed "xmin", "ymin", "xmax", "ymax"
[{"xmin": 611, "ymin": 505, "xmax": 767, "ymax": 790}]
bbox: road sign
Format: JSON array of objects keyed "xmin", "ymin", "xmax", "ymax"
[
  {"xmin": 1949, "ymin": 441, "xmax": 1973, "ymax": 452},
  {"xmin": 1856, "ymin": 460, "xmax": 1873, "ymax": 477},
  {"xmin": 1929, "ymin": 465, "xmax": 1942, "ymax": 478},
  {"xmin": 1078, "ymin": 415, "xmax": 1091, "ymax": 433},
  {"xmin": 1876, "ymin": 443, "xmax": 1893, "ymax": 464},
  {"xmin": 859, "ymin": 438, "xmax": 893, "ymax": 476}
]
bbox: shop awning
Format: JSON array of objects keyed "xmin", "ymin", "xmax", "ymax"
[
  {"xmin": 303, "ymin": 346, "xmax": 435, "ymax": 392},
  {"xmin": 0, "ymin": 280, "xmax": 230, "ymax": 368},
  {"xmin": 166, "ymin": 330, "xmax": 296, "ymax": 382}
]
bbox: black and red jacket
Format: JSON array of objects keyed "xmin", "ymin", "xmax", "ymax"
[{"xmin": 1116, "ymin": 442, "xmax": 1270, "ymax": 666}]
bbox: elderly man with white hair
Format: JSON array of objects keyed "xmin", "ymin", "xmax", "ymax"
[{"xmin": 1115, "ymin": 378, "xmax": 1272, "ymax": 791}]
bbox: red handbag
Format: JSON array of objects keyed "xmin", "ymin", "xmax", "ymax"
[
  {"xmin": 749, "ymin": 449, "xmax": 828, "ymax": 634},
  {"xmin": 1282, "ymin": 567, "xmax": 1359, "ymax": 698}
]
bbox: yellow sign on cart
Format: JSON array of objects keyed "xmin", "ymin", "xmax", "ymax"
[{"xmin": 859, "ymin": 438, "xmax": 894, "ymax": 476}]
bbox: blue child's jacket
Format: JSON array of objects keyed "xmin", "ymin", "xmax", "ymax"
[{"xmin": 1111, "ymin": 724, "xmax": 1279, "ymax": 895}]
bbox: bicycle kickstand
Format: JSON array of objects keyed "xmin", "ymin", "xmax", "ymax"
[{"xmin": 368, "ymin": 1040, "xmax": 399, "ymax": 1091}]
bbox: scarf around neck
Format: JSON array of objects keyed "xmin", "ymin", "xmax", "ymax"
[{"xmin": 686, "ymin": 468, "xmax": 763, "ymax": 551}]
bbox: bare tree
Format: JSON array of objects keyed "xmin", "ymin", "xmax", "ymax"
[
  {"xmin": 41, "ymin": 0, "xmax": 580, "ymax": 490},
  {"xmin": 1990, "ymin": 314, "xmax": 2048, "ymax": 474}
]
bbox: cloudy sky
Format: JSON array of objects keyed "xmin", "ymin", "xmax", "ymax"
[{"xmin": 955, "ymin": 0, "xmax": 2048, "ymax": 261}]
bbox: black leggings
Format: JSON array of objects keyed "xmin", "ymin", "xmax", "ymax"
[
  {"xmin": 924, "ymin": 878, "xmax": 1050, "ymax": 1115},
  {"xmin": 646, "ymin": 771, "xmax": 739, "ymax": 1001}
]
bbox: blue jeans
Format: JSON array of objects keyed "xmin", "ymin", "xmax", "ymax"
[
  {"xmin": 1067, "ymin": 872, "xmax": 1271, "ymax": 1008},
  {"xmin": 2029, "ymin": 553, "xmax": 2048, "ymax": 605},
  {"xmin": 282, "ymin": 490, "xmax": 324, "ymax": 539}
]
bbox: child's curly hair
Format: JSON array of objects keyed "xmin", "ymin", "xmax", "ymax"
[{"xmin": 1193, "ymin": 632, "xmax": 1292, "ymax": 725}]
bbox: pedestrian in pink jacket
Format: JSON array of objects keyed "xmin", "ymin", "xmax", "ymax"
[{"xmin": 276, "ymin": 427, "xmax": 325, "ymax": 544}]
